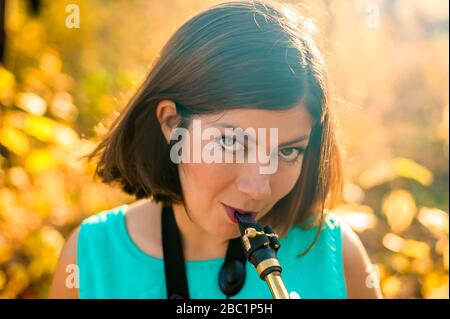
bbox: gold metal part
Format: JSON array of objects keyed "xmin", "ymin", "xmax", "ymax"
[
  {"xmin": 245, "ymin": 227, "xmax": 257, "ymax": 238},
  {"xmin": 243, "ymin": 227, "xmax": 279, "ymax": 239},
  {"xmin": 244, "ymin": 227, "xmax": 265, "ymax": 238},
  {"xmin": 265, "ymin": 273, "xmax": 290, "ymax": 299},
  {"xmin": 256, "ymin": 258, "xmax": 280, "ymax": 277},
  {"xmin": 242, "ymin": 236, "xmax": 251, "ymax": 251}
]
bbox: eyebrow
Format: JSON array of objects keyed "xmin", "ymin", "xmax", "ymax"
[
  {"xmin": 279, "ymin": 134, "xmax": 310, "ymax": 147},
  {"xmin": 214, "ymin": 122, "xmax": 310, "ymax": 147}
]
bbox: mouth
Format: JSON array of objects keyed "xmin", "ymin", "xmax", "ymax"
[{"xmin": 221, "ymin": 203, "xmax": 257, "ymax": 224}]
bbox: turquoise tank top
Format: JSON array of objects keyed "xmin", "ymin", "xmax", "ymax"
[{"xmin": 77, "ymin": 205, "xmax": 347, "ymax": 298}]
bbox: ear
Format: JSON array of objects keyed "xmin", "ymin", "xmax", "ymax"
[{"xmin": 155, "ymin": 100, "xmax": 181, "ymax": 143}]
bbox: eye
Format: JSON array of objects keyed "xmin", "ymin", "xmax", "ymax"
[
  {"xmin": 216, "ymin": 135, "xmax": 245, "ymax": 152},
  {"xmin": 279, "ymin": 147, "xmax": 305, "ymax": 162}
]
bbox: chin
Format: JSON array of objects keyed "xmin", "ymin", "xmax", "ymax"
[
  {"xmin": 206, "ymin": 222, "xmax": 240, "ymax": 240},
  {"xmin": 221, "ymin": 225, "xmax": 242, "ymax": 239}
]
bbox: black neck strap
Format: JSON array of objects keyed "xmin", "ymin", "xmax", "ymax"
[{"xmin": 161, "ymin": 205, "xmax": 246, "ymax": 299}]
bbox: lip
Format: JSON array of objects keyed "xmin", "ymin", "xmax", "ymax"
[{"xmin": 221, "ymin": 203, "xmax": 257, "ymax": 224}]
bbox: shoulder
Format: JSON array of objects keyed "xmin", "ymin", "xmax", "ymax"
[
  {"xmin": 49, "ymin": 203, "xmax": 131, "ymax": 298},
  {"xmin": 77, "ymin": 198, "xmax": 162, "ymax": 257},
  {"xmin": 77, "ymin": 199, "xmax": 161, "ymax": 249},
  {"xmin": 50, "ymin": 200, "xmax": 162, "ymax": 298},
  {"xmin": 281, "ymin": 213, "xmax": 349, "ymax": 298},
  {"xmin": 340, "ymin": 220, "xmax": 383, "ymax": 298},
  {"xmin": 285, "ymin": 213, "xmax": 382, "ymax": 298},
  {"xmin": 74, "ymin": 204, "xmax": 129, "ymax": 253},
  {"xmin": 282, "ymin": 212, "xmax": 344, "ymax": 253},
  {"xmin": 280, "ymin": 213, "xmax": 346, "ymax": 266},
  {"xmin": 80, "ymin": 204, "xmax": 127, "ymax": 228},
  {"xmin": 49, "ymin": 226, "xmax": 80, "ymax": 298},
  {"xmin": 78, "ymin": 199, "xmax": 160, "ymax": 236},
  {"xmin": 122, "ymin": 199, "xmax": 163, "ymax": 258}
]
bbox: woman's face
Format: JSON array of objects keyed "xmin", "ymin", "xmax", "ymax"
[{"xmin": 177, "ymin": 105, "xmax": 312, "ymax": 239}]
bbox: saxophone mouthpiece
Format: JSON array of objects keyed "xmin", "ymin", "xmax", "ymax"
[{"xmin": 234, "ymin": 211, "xmax": 256, "ymax": 224}]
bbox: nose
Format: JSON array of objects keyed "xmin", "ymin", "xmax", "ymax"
[{"xmin": 236, "ymin": 165, "xmax": 272, "ymax": 201}]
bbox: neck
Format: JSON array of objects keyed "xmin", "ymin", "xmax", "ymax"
[{"xmin": 172, "ymin": 203, "xmax": 229, "ymax": 261}]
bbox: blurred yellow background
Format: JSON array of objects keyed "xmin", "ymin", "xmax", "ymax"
[{"xmin": 0, "ymin": 0, "xmax": 448, "ymax": 298}]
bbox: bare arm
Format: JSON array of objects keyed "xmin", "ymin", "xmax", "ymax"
[
  {"xmin": 49, "ymin": 226, "xmax": 80, "ymax": 299},
  {"xmin": 342, "ymin": 223, "xmax": 383, "ymax": 299}
]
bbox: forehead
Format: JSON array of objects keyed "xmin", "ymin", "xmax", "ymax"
[{"xmin": 199, "ymin": 104, "xmax": 312, "ymax": 138}]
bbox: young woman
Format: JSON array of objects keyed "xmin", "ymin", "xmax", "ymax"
[{"xmin": 50, "ymin": 0, "xmax": 382, "ymax": 299}]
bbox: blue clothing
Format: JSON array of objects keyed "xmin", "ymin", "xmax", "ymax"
[{"xmin": 77, "ymin": 204, "xmax": 347, "ymax": 298}]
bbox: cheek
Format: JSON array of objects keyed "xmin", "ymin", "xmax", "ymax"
[
  {"xmin": 178, "ymin": 130, "xmax": 234, "ymax": 192},
  {"xmin": 179, "ymin": 163, "xmax": 235, "ymax": 197},
  {"xmin": 271, "ymin": 165, "xmax": 302, "ymax": 200}
]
